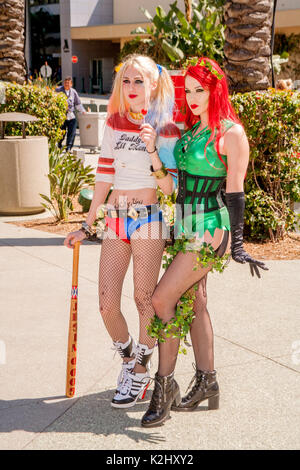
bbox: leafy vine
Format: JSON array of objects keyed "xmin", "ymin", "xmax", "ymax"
[{"xmin": 147, "ymin": 236, "xmax": 230, "ymax": 354}]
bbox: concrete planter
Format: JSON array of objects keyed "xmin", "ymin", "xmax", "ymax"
[{"xmin": 0, "ymin": 136, "xmax": 50, "ymax": 215}]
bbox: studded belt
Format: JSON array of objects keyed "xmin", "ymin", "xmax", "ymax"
[{"xmin": 104, "ymin": 204, "xmax": 160, "ymax": 221}]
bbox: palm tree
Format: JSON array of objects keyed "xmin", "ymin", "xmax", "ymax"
[
  {"xmin": 184, "ymin": 0, "xmax": 192, "ymax": 23},
  {"xmin": 0, "ymin": 0, "xmax": 26, "ymax": 84},
  {"xmin": 223, "ymin": 0, "xmax": 273, "ymax": 92}
]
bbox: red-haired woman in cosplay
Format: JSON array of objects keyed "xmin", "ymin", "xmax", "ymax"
[{"xmin": 141, "ymin": 57, "xmax": 268, "ymax": 428}]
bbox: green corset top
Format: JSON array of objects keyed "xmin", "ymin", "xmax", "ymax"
[{"xmin": 174, "ymin": 119, "xmax": 236, "ymax": 238}]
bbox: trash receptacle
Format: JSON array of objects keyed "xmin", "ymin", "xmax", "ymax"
[
  {"xmin": 0, "ymin": 112, "xmax": 50, "ymax": 215},
  {"xmin": 78, "ymin": 112, "xmax": 106, "ymax": 150},
  {"xmin": 78, "ymin": 188, "xmax": 94, "ymax": 212},
  {"xmin": 293, "ymin": 201, "xmax": 300, "ymax": 233}
]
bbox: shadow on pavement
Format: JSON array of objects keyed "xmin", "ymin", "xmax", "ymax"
[
  {"xmin": 0, "ymin": 389, "xmax": 166, "ymax": 445},
  {"xmin": 0, "ymin": 238, "xmax": 64, "ymax": 247},
  {"xmin": 0, "ymin": 238, "xmax": 98, "ymax": 247}
]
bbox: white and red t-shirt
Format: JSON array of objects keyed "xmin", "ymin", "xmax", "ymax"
[{"xmin": 96, "ymin": 113, "xmax": 181, "ymax": 190}]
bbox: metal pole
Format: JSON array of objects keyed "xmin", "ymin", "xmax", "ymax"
[
  {"xmin": 0, "ymin": 122, "xmax": 5, "ymax": 139},
  {"xmin": 270, "ymin": 0, "xmax": 278, "ymax": 88}
]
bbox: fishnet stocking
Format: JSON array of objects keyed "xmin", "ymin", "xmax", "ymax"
[
  {"xmin": 98, "ymin": 228, "xmax": 132, "ymax": 344},
  {"xmin": 131, "ymin": 221, "xmax": 166, "ymax": 348},
  {"xmin": 98, "ymin": 222, "xmax": 166, "ymax": 351}
]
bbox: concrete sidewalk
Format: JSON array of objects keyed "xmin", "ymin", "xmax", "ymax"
[{"xmin": 0, "ymin": 218, "xmax": 299, "ymax": 450}]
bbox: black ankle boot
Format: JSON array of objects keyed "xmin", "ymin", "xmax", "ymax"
[
  {"xmin": 171, "ymin": 368, "xmax": 219, "ymax": 412},
  {"xmin": 141, "ymin": 372, "xmax": 181, "ymax": 428}
]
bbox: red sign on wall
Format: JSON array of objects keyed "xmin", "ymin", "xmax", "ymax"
[{"xmin": 72, "ymin": 56, "xmax": 78, "ymax": 64}]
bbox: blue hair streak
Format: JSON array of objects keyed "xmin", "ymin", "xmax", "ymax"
[{"xmin": 156, "ymin": 64, "xmax": 162, "ymax": 75}]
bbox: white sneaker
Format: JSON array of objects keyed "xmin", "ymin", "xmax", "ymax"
[
  {"xmin": 115, "ymin": 358, "xmax": 135, "ymax": 394},
  {"xmin": 112, "ymin": 336, "xmax": 136, "ymax": 360},
  {"xmin": 111, "ymin": 370, "xmax": 151, "ymax": 408},
  {"xmin": 112, "ymin": 335, "xmax": 136, "ymax": 392},
  {"xmin": 135, "ymin": 343, "xmax": 153, "ymax": 370}
]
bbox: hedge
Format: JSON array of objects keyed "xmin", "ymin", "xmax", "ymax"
[
  {"xmin": 231, "ymin": 89, "xmax": 300, "ymax": 241},
  {"xmin": 0, "ymin": 81, "xmax": 67, "ymax": 144}
]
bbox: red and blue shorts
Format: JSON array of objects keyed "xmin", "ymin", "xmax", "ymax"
[{"xmin": 104, "ymin": 204, "xmax": 163, "ymax": 244}]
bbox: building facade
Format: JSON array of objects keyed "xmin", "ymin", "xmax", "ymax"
[
  {"xmin": 26, "ymin": 0, "xmax": 300, "ymax": 94},
  {"xmin": 27, "ymin": 0, "xmax": 61, "ymax": 80},
  {"xmin": 276, "ymin": 0, "xmax": 300, "ymax": 34}
]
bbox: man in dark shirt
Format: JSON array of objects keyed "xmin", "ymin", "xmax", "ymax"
[{"xmin": 56, "ymin": 77, "xmax": 86, "ymax": 151}]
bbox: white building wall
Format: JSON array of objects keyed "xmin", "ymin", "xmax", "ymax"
[
  {"xmin": 72, "ymin": 40, "xmax": 116, "ymax": 93},
  {"xmin": 277, "ymin": 0, "xmax": 300, "ymax": 10},
  {"xmin": 70, "ymin": 0, "xmax": 113, "ymax": 27},
  {"xmin": 113, "ymin": 0, "xmax": 186, "ymax": 24},
  {"xmin": 60, "ymin": 0, "xmax": 72, "ymax": 80}
]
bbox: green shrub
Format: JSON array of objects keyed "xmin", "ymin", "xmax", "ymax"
[
  {"xmin": 40, "ymin": 143, "xmax": 95, "ymax": 222},
  {"xmin": 231, "ymin": 89, "xmax": 300, "ymax": 241},
  {"xmin": 0, "ymin": 81, "xmax": 67, "ymax": 144},
  {"xmin": 120, "ymin": 0, "xmax": 225, "ymax": 67}
]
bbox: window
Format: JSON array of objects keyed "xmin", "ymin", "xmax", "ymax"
[{"xmin": 29, "ymin": 0, "xmax": 59, "ymax": 6}]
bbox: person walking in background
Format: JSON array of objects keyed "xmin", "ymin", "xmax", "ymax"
[{"xmin": 56, "ymin": 76, "xmax": 86, "ymax": 151}]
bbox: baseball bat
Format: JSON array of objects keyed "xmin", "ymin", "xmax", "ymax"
[{"xmin": 65, "ymin": 241, "xmax": 80, "ymax": 398}]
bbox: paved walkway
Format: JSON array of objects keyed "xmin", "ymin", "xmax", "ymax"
[{"xmin": 0, "ymin": 216, "xmax": 299, "ymax": 450}]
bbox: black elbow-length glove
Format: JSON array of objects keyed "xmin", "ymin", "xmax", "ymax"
[{"xmin": 225, "ymin": 192, "xmax": 268, "ymax": 278}]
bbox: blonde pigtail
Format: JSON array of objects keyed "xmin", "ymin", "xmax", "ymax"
[{"xmin": 107, "ymin": 55, "xmax": 176, "ymax": 131}]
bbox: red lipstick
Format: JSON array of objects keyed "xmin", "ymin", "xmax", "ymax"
[
  {"xmin": 129, "ymin": 94, "xmax": 137, "ymax": 99},
  {"xmin": 190, "ymin": 104, "xmax": 198, "ymax": 109}
]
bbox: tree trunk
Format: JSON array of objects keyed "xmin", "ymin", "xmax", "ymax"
[
  {"xmin": 184, "ymin": 0, "xmax": 192, "ymax": 23},
  {"xmin": 0, "ymin": 0, "xmax": 26, "ymax": 84},
  {"xmin": 224, "ymin": 0, "xmax": 273, "ymax": 92}
]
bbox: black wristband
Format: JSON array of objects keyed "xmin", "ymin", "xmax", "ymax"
[
  {"xmin": 147, "ymin": 146, "xmax": 157, "ymax": 154},
  {"xmin": 80, "ymin": 222, "xmax": 94, "ymax": 239}
]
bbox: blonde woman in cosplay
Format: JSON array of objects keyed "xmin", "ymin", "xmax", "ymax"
[{"xmin": 64, "ymin": 55, "xmax": 181, "ymax": 408}]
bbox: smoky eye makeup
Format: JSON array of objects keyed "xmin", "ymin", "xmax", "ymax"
[
  {"xmin": 122, "ymin": 78, "xmax": 144, "ymax": 86},
  {"xmin": 185, "ymin": 87, "xmax": 204, "ymax": 93}
]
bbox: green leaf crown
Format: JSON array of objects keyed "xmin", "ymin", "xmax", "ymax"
[{"xmin": 183, "ymin": 57, "xmax": 224, "ymax": 81}]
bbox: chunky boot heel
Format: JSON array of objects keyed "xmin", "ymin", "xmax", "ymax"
[
  {"xmin": 208, "ymin": 393, "xmax": 219, "ymax": 410},
  {"xmin": 172, "ymin": 366, "xmax": 219, "ymax": 412},
  {"xmin": 141, "ymin": 381, "xmax": 151, "ymax": 400},
  {"xmin": 141, "ymin": 372, "xmax": 181, "ymax": 428},
  {"xmin": 172, "ymin": 391, "xmax": 181, "ymax": 408}
]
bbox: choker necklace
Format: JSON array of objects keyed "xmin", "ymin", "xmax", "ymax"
[{"xmin": 128, "ymin": 110, "xmax": 144, "ymax": 121}]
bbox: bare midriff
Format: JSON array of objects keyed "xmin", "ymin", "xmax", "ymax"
[{"xmin": 107, "ymin": 188, "xmax": 158, "ymax": 208}]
